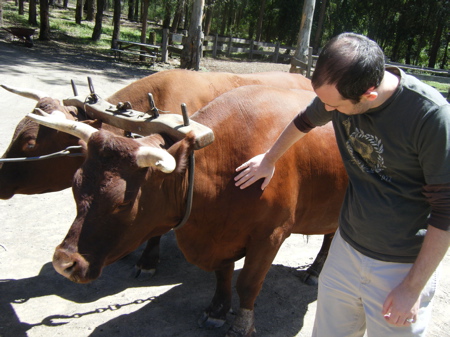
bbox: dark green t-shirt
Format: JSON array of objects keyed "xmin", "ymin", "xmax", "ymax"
[{"xmin": 303, "ymin": 68, "xmax": 450, "ymax": 263}]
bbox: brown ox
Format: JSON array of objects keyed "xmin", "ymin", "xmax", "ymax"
[
  {"xmin": 0, "ymin": 70, "xmax": 315, "ymax": 279},
  {"xmin": 29, "ymin": 85, "xmax": 347, "ymax": 337}
]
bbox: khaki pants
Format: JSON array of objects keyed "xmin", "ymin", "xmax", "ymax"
[{"xmin": 312, "ymin": 229, "xmax": 437, "ymax": 337}]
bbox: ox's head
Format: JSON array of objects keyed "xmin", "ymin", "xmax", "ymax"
[
  {"xmin": 27, "ymin": 112, "xmax": 194, "ymax": 283},
  {"xmin": 0, "ymin": 85, "xmax": 89, "ymax": 199}
]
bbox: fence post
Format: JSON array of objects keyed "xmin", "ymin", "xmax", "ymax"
[
  {"xmin": 273, "ymin": 42, "xmax": 280, "ymax": 63},
  {"xmin": 161, "ymin": 28, "xmax": 169, "ymax": 63},
  {"xmin": 306, "ymin": 46, "xmax": 313, "ymax": 78},
  {"xmin": 195, "ymin": 25, "xmax": 203, "ymax": 71},
  {"xmin": 227, "ymin": 36, "xmax": 232, "ymax": 57},
  {"xmin": 213, "ymin": 33, "xmax": 218, "ymax": 58},
  {"xmin": 249, "ymin": 39, "xmax": 254, "ymax": 60},
  {"xmin": 149, "ymin": 31, "xmax": 156, "ymax": 45}
]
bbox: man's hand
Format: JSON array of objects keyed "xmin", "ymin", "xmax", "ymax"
[
  {"xmin": 235, "ymin": 153, "xmax": 275, "ymax": 190},
  {"xmin": 382, "ymin": 282, "xmax": 420, "ymax": 326}
]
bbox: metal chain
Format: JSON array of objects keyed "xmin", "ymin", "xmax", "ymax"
[
  {"xmin": 0, "ymin": 146, "xmax": 84, "ymax": 163},
  {"xmin": 32, "ymin": 296, "xmax": 157, "ymax": 327}
]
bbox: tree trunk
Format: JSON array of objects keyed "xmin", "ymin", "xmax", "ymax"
[
  {"xmin": 255, "ymin": 0, "xmax": 266, "ymax": 42},
  {"xmin": 428, "ymin": 21, "xmax": 444, "ymax": 68},
  {"xmin": 86, "ymin": 0, "xmax": 95, "ymax": 21},
  {"xmin": 0, "ymin": 0, "xmax": 3, "ymax": 27},
  {"xmin": 140, "ymin": 0, "xmax": 150, "ymax": 61},
  {"xmin": 134, "ymin": 0, "xmax": 139, "ymax": 22},
  {"xmin": 128, "ymin": 0, "xmax": 134, "ymax": 21},
  {"xmin": 75, "ymin": 0, "xmax": 83, "ymax": 24},
  {"xmin": 219, "ymin": 1, "xmax": 228, "ymax": 36},
  {"xmin": 29, "ymin": 0, "xmax": 38, "ymax": 25},
  {"xmin": 91, "ymin": 0, "xmax": 105, "ymax": 41},
  {"xmin": 163, "ymin": 0, "xmax": 172, "ymax": 29},
  {"xmin": 19, "ymin": 0, "xmax": 24, "ymax": 15},
  {"xmin": 171, "ymin": 0, "xmax": 185, "ymax": 33},
  {"xmin": 290, "ymin": 0, "xmax": 315, "ymax": 74},
  {"xmin": 312, "ymin": 0, "xmax": 327, "ymax": 54},
  {"xmin": 203, "ymin": 0, "xmax": 214, "ymax": 35},
  {"xmin": 111, "ymin": 0, "xmax": 121, "ymax": 49},
  {"xmin": 39, "ymin": 0, "xmax": 50, "ymax": 40},
  {"xmin": 180, "ymin": 0, "xmax": 204, "ymax": 70},
  {"xmin": 440, "ymin": 33, "xmax": 449, "ymax": 69}
]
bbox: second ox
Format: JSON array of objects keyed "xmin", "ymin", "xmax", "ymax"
[{"xmin": 29, "ymin": 85, "xmax": 348, "ymax": 337}]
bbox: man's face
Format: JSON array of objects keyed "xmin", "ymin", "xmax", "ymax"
[{"xmin": 315, "ymin": 84, "xmax": 371, "ymax": 115}]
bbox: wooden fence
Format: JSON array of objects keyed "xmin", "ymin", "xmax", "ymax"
[{"xmin": 113, "ymin": 30, "xmax": 449, "ymax": 94}]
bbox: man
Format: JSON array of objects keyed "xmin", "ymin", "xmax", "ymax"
[{"xmin": 235, "ymin": 32, "xmax": 450, "ymax": 336}]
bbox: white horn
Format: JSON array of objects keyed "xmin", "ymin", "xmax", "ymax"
[
  {"xmin": 34, "ymin": 108, "xmax": 67, "ymax": 119},
  {"xmin": 1, "ymin": 84, "xmax": 49, "ymax": 101},
  {"xmin": 136, "ymin": 147, "xmax": 176, "ymax": 173},
  {"xmin": 26, "ymin": 111, "xmax": 97, "ymax": 143}
]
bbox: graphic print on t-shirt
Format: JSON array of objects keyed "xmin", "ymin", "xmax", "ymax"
[{"xmin": 343, "ymin": 119, "xmax": 392, "ymax": 182}]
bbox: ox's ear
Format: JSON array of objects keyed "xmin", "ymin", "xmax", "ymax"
[{"xmin": 168, "ymin": 131, "xmax": 196, "ymax": 174}]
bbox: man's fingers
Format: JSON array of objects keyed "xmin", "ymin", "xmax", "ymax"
[
  {"xmin": 235, "ymin": 162, "xmax": 249, "ymax": 172},
  {"xmin": 234, "ymin": 168, "xmax": 250, "ymax": 181}
]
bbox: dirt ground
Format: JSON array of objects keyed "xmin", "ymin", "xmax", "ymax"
[{"xmin": 0, "ymin": 36, "xmax": 449, "ymax": 337}]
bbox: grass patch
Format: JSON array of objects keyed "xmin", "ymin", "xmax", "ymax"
[{"xmin": 2, "ymin": 2, "xmax": 159, "ymax": 54}]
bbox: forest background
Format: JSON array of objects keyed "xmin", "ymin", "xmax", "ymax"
[{"xmin": 0, "ymin": 0, "xmax": 449, "ymax": 72}]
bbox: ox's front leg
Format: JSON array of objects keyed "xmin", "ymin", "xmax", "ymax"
[
  {"xmin": 134, "ymin": 235, "xmax": 162, "ymax": 279},
  {"xmin": 198, "ymin": 262, "xmax": 234, "ymax": 329},
  {"xmin": 227, "ymin": 241, "xmax": 284, "ymax": 337},
  {"xmin": 301, "ymin": 232, "xmax": 335, "ymax": 285}
]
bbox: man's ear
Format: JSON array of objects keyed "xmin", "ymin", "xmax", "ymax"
[{"xmin": 362, "ymin": 87, "xmax": 378, "ymax": 102}]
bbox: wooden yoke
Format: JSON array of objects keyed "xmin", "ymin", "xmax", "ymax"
[{"xmin": 63, "ymin": 95, "xmax": 214, "ymax": 150}]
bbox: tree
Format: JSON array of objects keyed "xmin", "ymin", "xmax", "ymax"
[
  {"xmin": 140, "ymin": 0, "xmax": 150, "ymax": 60},
  {"xmin": 180, "ymin": 0, "xmax": 204, "ymax": 70},
  {"xmin": 92, "ymin": 0, "xmax": 105, "ymax": 41},
  {"xmin": 128, "ymin": 0, "xmax": 135, "ymax": 21},
  {"xmin": 312, "ymin": 0, "xmax": 327, "ymax": 54},
  {"xmin": 290, "ymin": 0, "xmax": 315, "ymax": 74},
  {"xmin": 75, "ymin": 0, "xmax": 83, "ymax": 24},
  {"xmin": 18, "ymin": 0, "xmax": 24, "ymax": 15},
  {"xmin": 39, "ymin": 0, "xmax": 50, "ymax": 40},
  {"xmin": 203, "ymin": 0, "xmax": 214, "ymax": 35},
  {"xmin": 85, "ymin": 0, "xmax": 95, "ymax": 21},
  {"xmin": 255, "ymin": 0, "xmax": 266, "ymax": 42},
  {"xmin": 111, "ymin": 0, "xmax": 121, "ymax": 49},
  {"xmin": 28, "ymin": 0, "xmax": 38, "ymax": 25}
]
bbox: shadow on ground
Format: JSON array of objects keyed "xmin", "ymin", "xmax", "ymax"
[{"xmin": 0, "ymin": 231, "xmax": 318, "ymax": 337}]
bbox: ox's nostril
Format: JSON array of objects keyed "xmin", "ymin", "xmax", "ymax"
[{"xmin": 63, "ymin": 261, "xmax": 76, "ymax": 274}]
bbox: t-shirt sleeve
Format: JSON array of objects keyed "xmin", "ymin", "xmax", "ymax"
[
  {"xmin": 418, "ymin": 104, "xmax": 450, "ymax": 185},
  {"xmin": 423, "ymin": 183, "xmax": 450, "ymax": 232},
  {"xmin": 293, "ymin": 96, "xmax": 333, "ymax": 132}
]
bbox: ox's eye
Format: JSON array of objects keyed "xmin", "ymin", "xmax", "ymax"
[
  {"xmin": 112, "ymin": 200, "xmax": 133, "ymax": 214},
  {"xmin": 24, "ymin": 139, "xmax": 36, "ymax": 151}
]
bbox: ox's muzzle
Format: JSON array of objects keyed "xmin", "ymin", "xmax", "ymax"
[{"xmin": 52, "ymin": 245, "xmax": 97, "ymax": 283}]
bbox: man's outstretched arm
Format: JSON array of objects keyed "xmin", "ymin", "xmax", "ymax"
[{"xmin": 235, "ymin": 120, "xmax": 307, "ymax": 190}]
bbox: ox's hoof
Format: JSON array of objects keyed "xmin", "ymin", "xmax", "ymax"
[
  {"xmin": 297, "ymin": 270, "xmax": 319, "ymax": 286},
  {"xmin": 198, "ymin": 311, "xmax": 227, "ymax": 329},
  {"xmin": 225, "ymin": 308, "xmax": 256, "ymax": 337},
  {"xmin": 300, "ymin": 273, "xmax": 319, "ymax": 286},
  {"xmin": 131, "ymin": 266, "xmax": 156, "ymax": 280},
  {"xmin": 225, "ymin": 327, "xmax": 256, "ymax": 337}
]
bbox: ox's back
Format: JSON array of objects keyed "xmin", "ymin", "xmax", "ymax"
[{"xmin": 107, "ymin": 69, "xmax": 312, "ymax": 114}]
